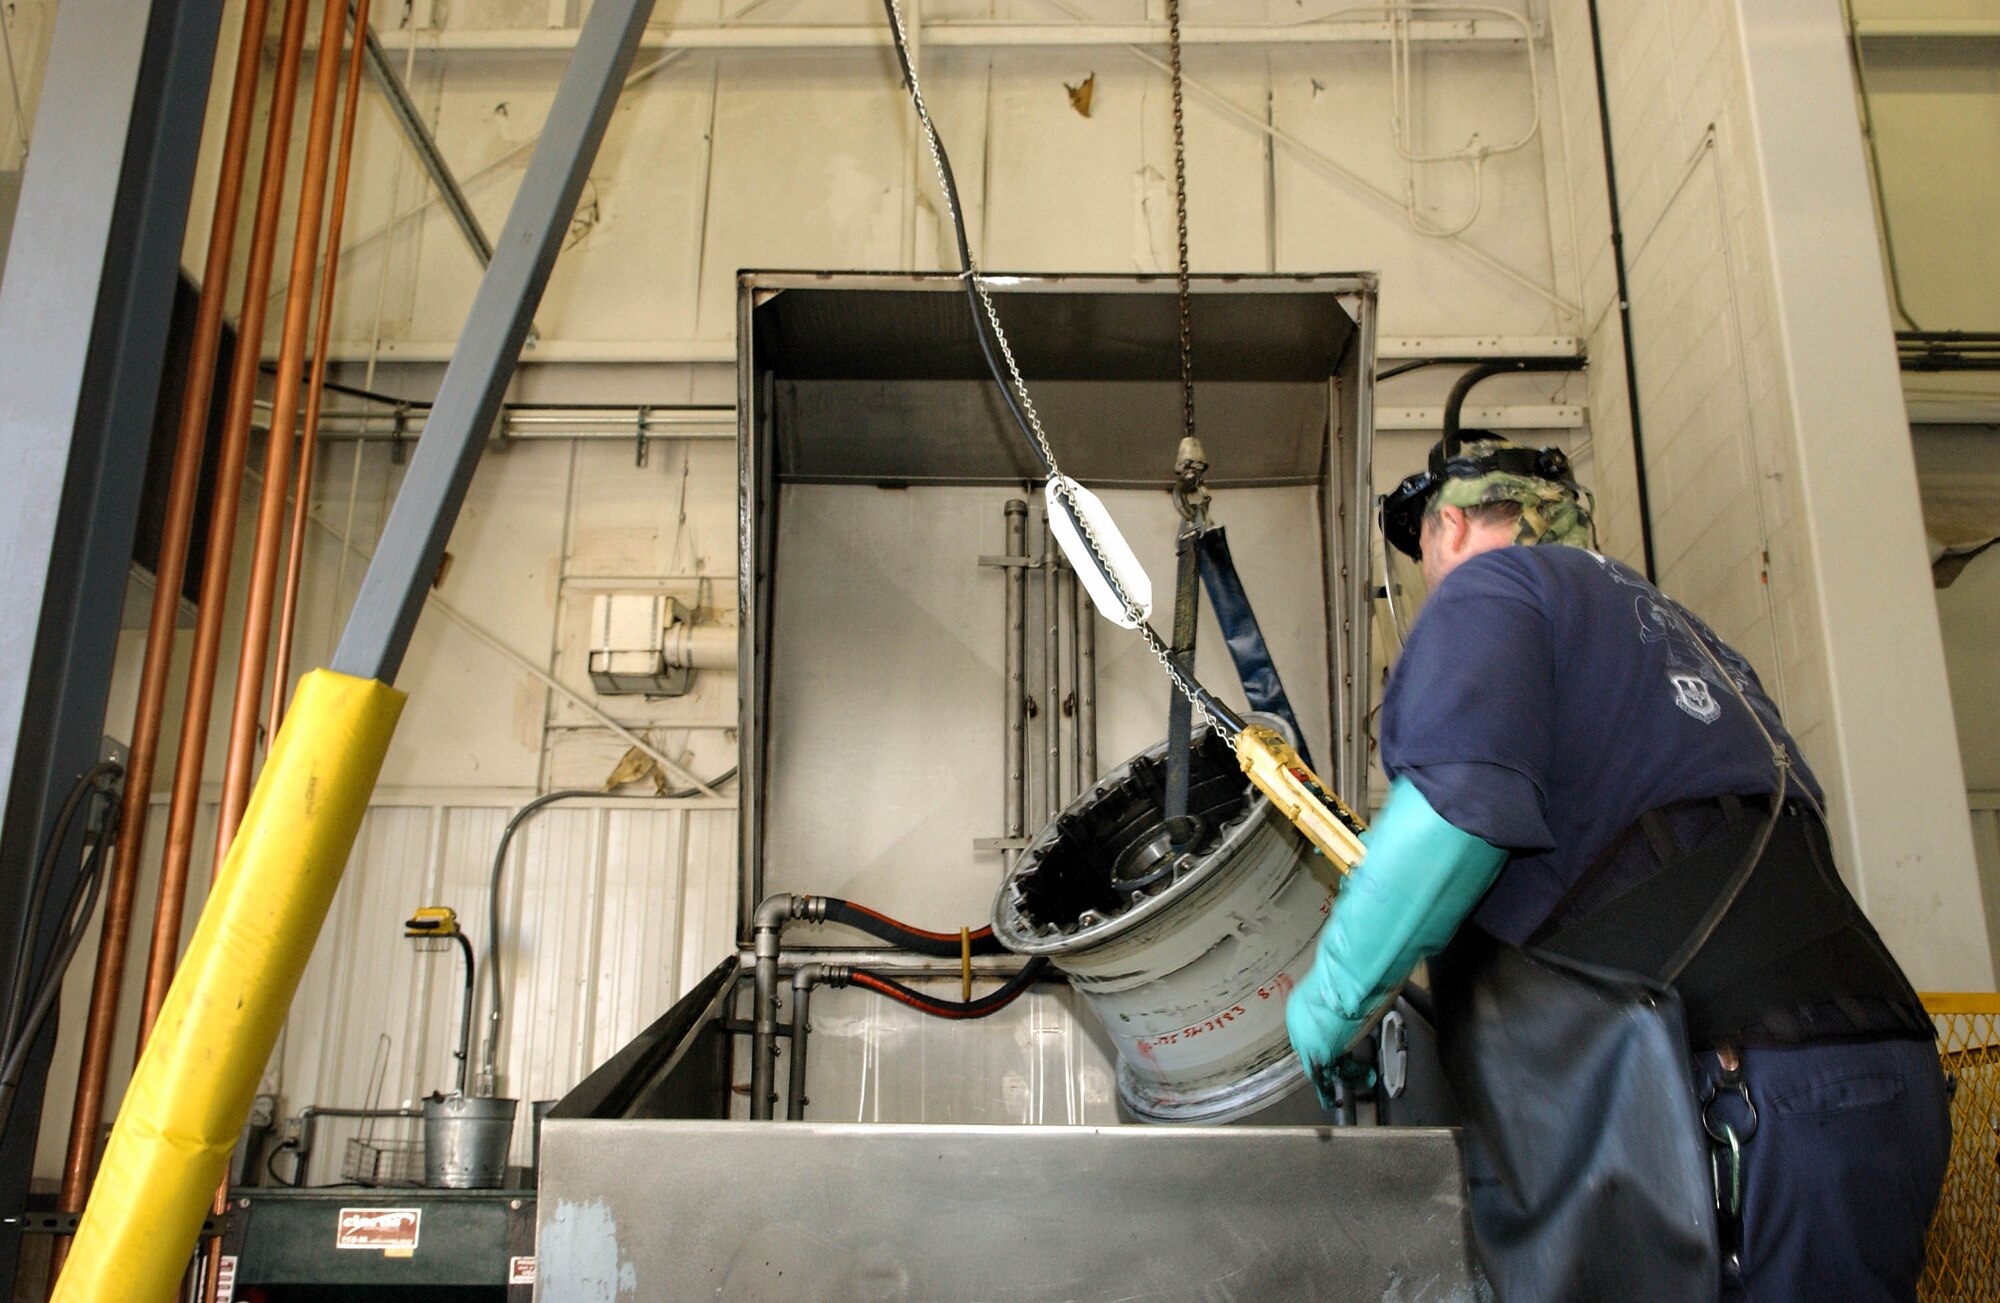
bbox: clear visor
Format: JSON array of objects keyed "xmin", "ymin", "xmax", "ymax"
[{"xmin": 1380, "ymin": 518, "xmax": 1431, "ymax": 653}]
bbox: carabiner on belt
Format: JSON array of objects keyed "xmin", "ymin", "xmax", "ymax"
[{"xmin": 1700, "ymin": 1057, "xmax": 1757, "ymax": 1222}]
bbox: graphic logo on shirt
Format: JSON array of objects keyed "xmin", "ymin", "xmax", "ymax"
[{"xmin": 1670, "ymin": 673, "xmax": 1722, "ymax": 724}]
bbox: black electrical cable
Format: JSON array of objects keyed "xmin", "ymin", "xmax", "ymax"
[
  {"xmin": 0, "ymin": 795, "xmax": 118, "ymax": 1134},
  {"xmin": 3, "ymin": 762, "xmax": 121, "ymax": 1055},
  {"xmin": 849, "ymin": 957, "xmax": 1050, "ymax": 1021},
  {"xmin": 1584, "ymin": 0, "xmax": 1659, "ymax": 581},
  {"xmin": 1378, "ymin": 355, "xmax": 1579, "ymax": 384},
  {"xmin": 813, "ymin": 897, "xmax": 1006, "ymax": 958},
  {"xmin": 266, "ymin": 1143, "xmax": 303, "ymax": 1188},
  {"xmin": 877, "ymin": 0, "xmax": 1050, "ymax": 480},
  {"xmin": 878, "ymin": 0, "xmax": 1246, "ymax": 741}
]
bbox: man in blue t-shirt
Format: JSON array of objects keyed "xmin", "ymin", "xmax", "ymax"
[{"xmin": 1286, "ymin": 436, "xmax": 1948, "ymax": 1302}]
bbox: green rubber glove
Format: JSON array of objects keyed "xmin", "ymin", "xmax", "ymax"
[{"xmin": 1285, "ymin": 776, "xmax": 1507, "ymax": 1109}]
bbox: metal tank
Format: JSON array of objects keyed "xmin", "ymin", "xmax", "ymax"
[{"xmin": 992, "ymin": 721, "xmax": 1335, "ymax": 1123}]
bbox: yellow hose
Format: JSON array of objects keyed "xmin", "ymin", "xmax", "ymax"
[{"xmin": 54, "ymin": 670, "xmax": 404, "ymax": 1302}]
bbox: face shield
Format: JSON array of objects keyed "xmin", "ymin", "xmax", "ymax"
[{"xmin": 1376, "ymin": 434, "xmax": 1588, "ymax": 645}]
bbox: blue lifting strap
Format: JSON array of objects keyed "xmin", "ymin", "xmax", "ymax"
[{"xmin": 1195, "ymin": 527, "xmax": 1313, "ymax": 771}]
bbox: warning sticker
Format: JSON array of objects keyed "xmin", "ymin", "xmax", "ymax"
[
  {"xmin": 215, "ymin": 1256, "xmax": 237, "ymax": 1303},
  {"xmin": 335, "ymin": 1207, "xmax": 422, "ymax": 1252},
  {"xmin": 510, "ymin": 1255, "xmax": 537, "ymax": 1285}
]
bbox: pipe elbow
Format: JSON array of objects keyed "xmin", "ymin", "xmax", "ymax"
[
  {"xmin": 753, "ymin": 892, "xmax": 799, "ymax": 935},
  {"xmin": 753, "ymin": 893, "xmax": 819, "ymax": 958}
]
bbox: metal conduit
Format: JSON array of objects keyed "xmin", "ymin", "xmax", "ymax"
[
  {"xmin": 1003, "ymin": 501, "xmax": 1027, "ymax": 854},
  {"xmin": 51, "ymin": 0, "xmax": 275, "ymax": 1267},
  {"xmin": 781, "ymin": 958, "xmax": 1042, "ymax": 1121},
  {"xmin": 136, "ymin": 0, "xmax": 315, "ymax": 1051},
  {"xmin": 1074, "ymin": 571, "xmax": 1097, "ymax": 791},
  {"xmin": 1042, "ymin": 512, "xmax": 1062, "ymax": 824}
]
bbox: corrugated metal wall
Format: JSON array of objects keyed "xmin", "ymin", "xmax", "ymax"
[{"xmin": 279, "ymin": 797, "xmax": 738, "ymax": 1184}]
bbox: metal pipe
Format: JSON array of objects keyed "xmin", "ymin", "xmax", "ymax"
[
  {"xmin": 1003, "ymin": 500, "xmax": 1026, "ymax": 848},
  {"xmin": 745, "ymin": 948, "xmax": 1028, "ymax": 975},
  {"xmin": 785, "ymin": 962, "xmax": 843, "ymax": 1121},
  {"xmin": 370, "ymin": 18, "xmax": 1529, "ymax": 53},
  {"xmin": 287, "ymin": 1105, "xmax": 423, "ymax": 1181},
  {"xmin": 665, "ymin": 621, "xmax": 736, "ymax": 672},
  {"xmin": 272, "ymin": 0, "xmax": 372, "ymax": 736},
  {"xmin": 1056, "ymin": 563, "xmax": 1075, "ymax": 802},
  {"xmin": 52, "ymin": 0, "xmax": 274, "ymax": 1260},
  {"xmin": 213, "ymin": 0, "xmax": 356, "ymax": 862},
  {"xmin": 293, "ymin": 412, "xmax": 736, "ymax": 443},
  {"xmin": 750, "ymin": 893, "xmax": 809, "ymax": 1120},
  {"xmin": 1042, "ymin": 514, "xmax": 1062, "ymax": 825},
  {"xmin": 1074, "ymin": 566, "xmax": 1097, "ymax": 791},
  {"xmin": 137, "ymin": 0, "xmax": 314, "ymax": 1051},
  {"xmin": 204, "ymin": 10, "xmax": 347, "ymax": 1291},
  {"xmin": 480, "ymin": 788, "xmax": 601, "ymax": 1096}
]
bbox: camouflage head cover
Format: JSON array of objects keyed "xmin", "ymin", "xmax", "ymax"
[{"xmin": 1428, "ymin": 437, "xmax": 1595, "ymax": 551}]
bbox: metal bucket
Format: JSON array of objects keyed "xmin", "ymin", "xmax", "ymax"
[
  {"xmin": 423, "ymin": 1095, "xmax": 518, "ymax": 1189},
  {"xmin": 992, "ymin": 722, "xmax": 1334, "ymax": 1124}
]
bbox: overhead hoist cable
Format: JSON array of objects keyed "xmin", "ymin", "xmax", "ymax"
[{"xmin": 879, "ymin": 0, "xmax": 1244, "ymax": 744}]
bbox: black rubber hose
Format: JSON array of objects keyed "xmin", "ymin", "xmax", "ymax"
[
  {"xmin": 0, "ymin": 811, "xmax": 115, "ymax": 1134},
  {"xmin": 878, "ymin": 0, "xmax": 1245, "ymax": 744},
  {"xmin": 1440, "ymin": 358, "xmax": 1586, "ymax": 455},
  {"xmin": 3, "ymin": 762, "xmax": 121, "ymax": 1053},
  {"xmin": 451, "ymin": 931, "xmax": 474, "ymax": 1096},
  {"xmin": 815, "ymin": 897, "xmax": 1006, "ymax": 958},
  {"xmin": 849, "ymin": 957, "xmax": 1050, "ymax": 1021}
]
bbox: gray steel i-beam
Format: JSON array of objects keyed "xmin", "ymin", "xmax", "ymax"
[
  {"xmin": 331, "ymin": 0, "xmax": 657, "ymax": 683},
  {"xmin": 0, "ymin": 0, "xmax": 225, "ymax": 1283}
]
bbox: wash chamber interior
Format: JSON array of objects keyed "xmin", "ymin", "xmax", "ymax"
[{"xmin": 701, "ymin": 272, "xmax": 1374, "ymax": 1123}]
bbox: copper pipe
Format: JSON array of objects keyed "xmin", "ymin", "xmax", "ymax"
[
  {"xmin": 48, "ymin": 2, "xmax": 277, "ymax": 1280},
  {"xmin": 199, "ymin": 0, "xmax": 353, "ymax": 1292},
  {"xmin": 272, "ymin": 0, "xmax": 372, "ymax": 737},
  {"xmin": 214, "ymin": 0, "xmax": 354, "ymax": 864},
  {"xmin": 135, "ymin": 0, "xmax": 315, "ymax": 1052}
]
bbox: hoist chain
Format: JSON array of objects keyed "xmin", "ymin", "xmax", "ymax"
[{"xmin": 1166, "ymin": 0, "xmax": 1207, "ymax": 525}]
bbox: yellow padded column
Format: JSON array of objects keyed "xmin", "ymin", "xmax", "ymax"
[{"xmin": 55, "ymin": 669, "xmax": 404, "ymax": 1302}]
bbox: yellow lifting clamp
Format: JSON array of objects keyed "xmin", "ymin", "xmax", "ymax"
[{"xmin": 1236, "ymin": 724, "xmax": 1368, "ymax": 872}]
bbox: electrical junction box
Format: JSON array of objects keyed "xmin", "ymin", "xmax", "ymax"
[{"xmin": 588, "ymin": 593, "xmax": 694, "ymax": 696}]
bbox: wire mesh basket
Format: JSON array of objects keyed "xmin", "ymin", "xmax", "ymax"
[
  {"xmin": 1920, "ymin": 994, "xmax": 2000, "ymax": 1303},
  {"xmin": 342, "ymin": 1134, "xmax": 425, "ymax": 1188}
]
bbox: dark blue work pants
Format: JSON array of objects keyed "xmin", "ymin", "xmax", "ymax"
[{"xmin": 1696, "ymin": 1036, "xmax": 1951, "ymax": 1303}]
